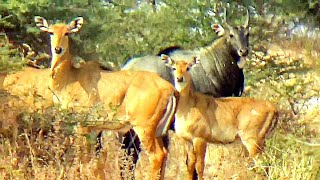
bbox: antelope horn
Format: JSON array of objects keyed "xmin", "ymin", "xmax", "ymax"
[
  {"xmin": 244, "ymin": 8, "xmax": 250, "ymax": 28},
  {"xmin": 222, "ymin": 7, "xmax": 234, "ymax": 30},
  {"xmin": 222, "ymin": 7, "xmax": 233, "ymax": 29},
  {"xmin": 223, "ymin": 7, "xmax": 227, "ymax": 24}
]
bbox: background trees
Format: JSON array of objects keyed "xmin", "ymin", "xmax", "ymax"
[{"xmin": 1, "ymin": 0, "xmax": 319, "ymax": 69}]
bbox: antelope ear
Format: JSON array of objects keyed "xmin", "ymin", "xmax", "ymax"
[
  {"xmin": 161, "ymin": 54, "xmax": 174, "ymax": 66},
  {"xmin": 211, "ymin": 24, "xmax": 225, "ymax": 37},
  {"xmin": 34, "ymin": 16, "xmax": 49, "ymax": 32},
  {"xmin": 68, "ymin": 17, "xmax": 84, "ymax": 33}
]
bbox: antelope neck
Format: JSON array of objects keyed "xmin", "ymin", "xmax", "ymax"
[
  {"xmin": 176, "ymin": 78, "xmax": 193, "ymax": 104},
  {"xmin": 202, "ymin": 36, "xmax": 223, "ymax": 52},
  {"xmin": 50, "ymin": 49, "xmax": 74, "ymax": 89},
  {"xmin": 51, "ymin": 49, "xmax": 73, "ymax": 75}
]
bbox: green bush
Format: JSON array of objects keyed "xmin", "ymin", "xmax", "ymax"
[{"xmin": 0, "ymin": 33, "xmax": 24, "ymax": 72}]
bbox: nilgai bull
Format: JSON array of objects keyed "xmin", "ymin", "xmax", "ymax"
[{"xmin": 122, "ymin": 9, "xmax": 250, "ymax": 97}]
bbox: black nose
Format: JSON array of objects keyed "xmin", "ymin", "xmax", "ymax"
[
  {"xmin": 177, "ymin": 77, "xmax": 184, "ymax": 83},
  {"xmin": 55, "ymin": 47, "xmax": 62, "ymax": 54},
  {"xmin": 239, "ymin": 48, "xmax": 249, "ymax": 56}
]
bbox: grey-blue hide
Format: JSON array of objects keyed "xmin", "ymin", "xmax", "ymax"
[
  {"xmin": 122, "ymin": 55, "xmax": 174, "ymax": 83},
  {"xmin": 122, "ymin": 21, "xmax": 249, "ymax": 97}
]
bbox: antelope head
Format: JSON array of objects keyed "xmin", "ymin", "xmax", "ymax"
[
  {"xmin": 34, "ymin": 16, "xmax": 83, "ymax": 75},
  {"xmin": 212, "ymin": 8, "xmax": 250, "ymax": 60},
  {"xmin": 161, "ymin": 54, "xmax": 199, "ymax": 92}
]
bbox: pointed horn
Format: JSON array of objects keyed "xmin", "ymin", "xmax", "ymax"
[
  {"xmin": 222, "ymin": 7, "xmax": 231, "ymax": 28},
  {"xmin": 223, "ymin": 7, "xmax": 227, "ymax": 24},
  {"xmin": 222, "ymin": 7, "xmax": 235, "ymax": 31},
  {"xmin": 244, "ymin": 8, "xmax": 250, "ymax": 28}
]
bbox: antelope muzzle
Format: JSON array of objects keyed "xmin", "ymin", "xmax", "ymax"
[
  {"xmin": 177, "ymin": 76, "xmax": 184, "ymax": 83},
  {"xmin": 55, "ymin": 47, "xmax": 63, "ymax": 54},
  {"xmin": 238, "ymin": 48, "xmax": 249, "ymax": 57}
]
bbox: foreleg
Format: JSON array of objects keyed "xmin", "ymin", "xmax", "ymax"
[{"xmin": 193, "ymin": 138, "xmax": 207, "ymax": 180}]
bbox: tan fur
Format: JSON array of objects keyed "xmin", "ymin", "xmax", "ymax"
[
  {"xmin": 1, "ymin": 69, "xmax": 53, "ymax": 143},
  {"xmin": 0, "ymin": 73, "xmax": 6, "ymax": 89},
  {"xmin": 35, "ymin": 16, "xmax": 178, "ymax": 179},
  {"xmin": 1, "ymin": 68, "xmax": 53, "ymax": 131},
  {"xmin": 162, "ymin": 55, "xmax": 277, "ymax": 180},
  {"xmin": 3, "ymin": 68, "xmax": 53, "ymax": 108}
]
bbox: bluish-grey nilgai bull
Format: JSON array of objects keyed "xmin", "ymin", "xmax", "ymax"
[{"xmin": 122, "ymin": 10, "xmax": 250, "ymax": 97}]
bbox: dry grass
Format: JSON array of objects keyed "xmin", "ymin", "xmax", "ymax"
[
  {"xmin": 1, "ymin": 87, "xmax": 319, "ymax": 180},
  {"xmin": 1, "ymin": 110, "xmax": 318, "ymax": 180}
]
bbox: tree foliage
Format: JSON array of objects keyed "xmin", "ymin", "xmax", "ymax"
[
  {"xmin": 0, "ymin": 0, "xmax": 319, "ymax": 69},
  {"xmin": 0, "ymin": 33, "xmax": 24, "ymax": 72}
]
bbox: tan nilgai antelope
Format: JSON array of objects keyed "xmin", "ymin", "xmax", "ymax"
[
  {"xmin": 161, "ymin": 53, "xmax": 277, "ymax": 180},
  {"xmin": 34, "ymin": 16, "xmax": 178, "ymax": 179}
]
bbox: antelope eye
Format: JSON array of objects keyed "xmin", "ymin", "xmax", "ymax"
[
  {"xmin": 48, "ymin": 32, "xmax": 54, "ymax": 35},
  {"xmin": 64, "ymin": 32, "xmax": 69, "ymax": 36},
  {"xmin": 172, "ymin": 68, "xmax": 176, "ymax": 71},
  {"xmin": 229, "ymin": 34, "xmax": 234, "ymax": 38},
  {"xmin": 186, "ymin": 67, "xmax": 190, "ymax": 71}
]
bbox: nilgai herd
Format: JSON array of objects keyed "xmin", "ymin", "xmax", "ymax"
[{"xmin": 1, "ymin": 9, "xmax": 278, "ymax": 180}]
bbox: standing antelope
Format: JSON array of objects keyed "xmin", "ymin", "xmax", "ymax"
[
  {"xmin": 121, "ymin": 9, "xmax": 250, "ymax": 167},
  {"xmin": 122, "ymin": 9, "xmax": 250, "ymax": 97},
  {"xmin": 34, "ymin": 16, "xmax": 178, "ymax": 179},
  {"xmin": 161, "ymin": 53, "xmax": 277, "ymax": 180}
]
